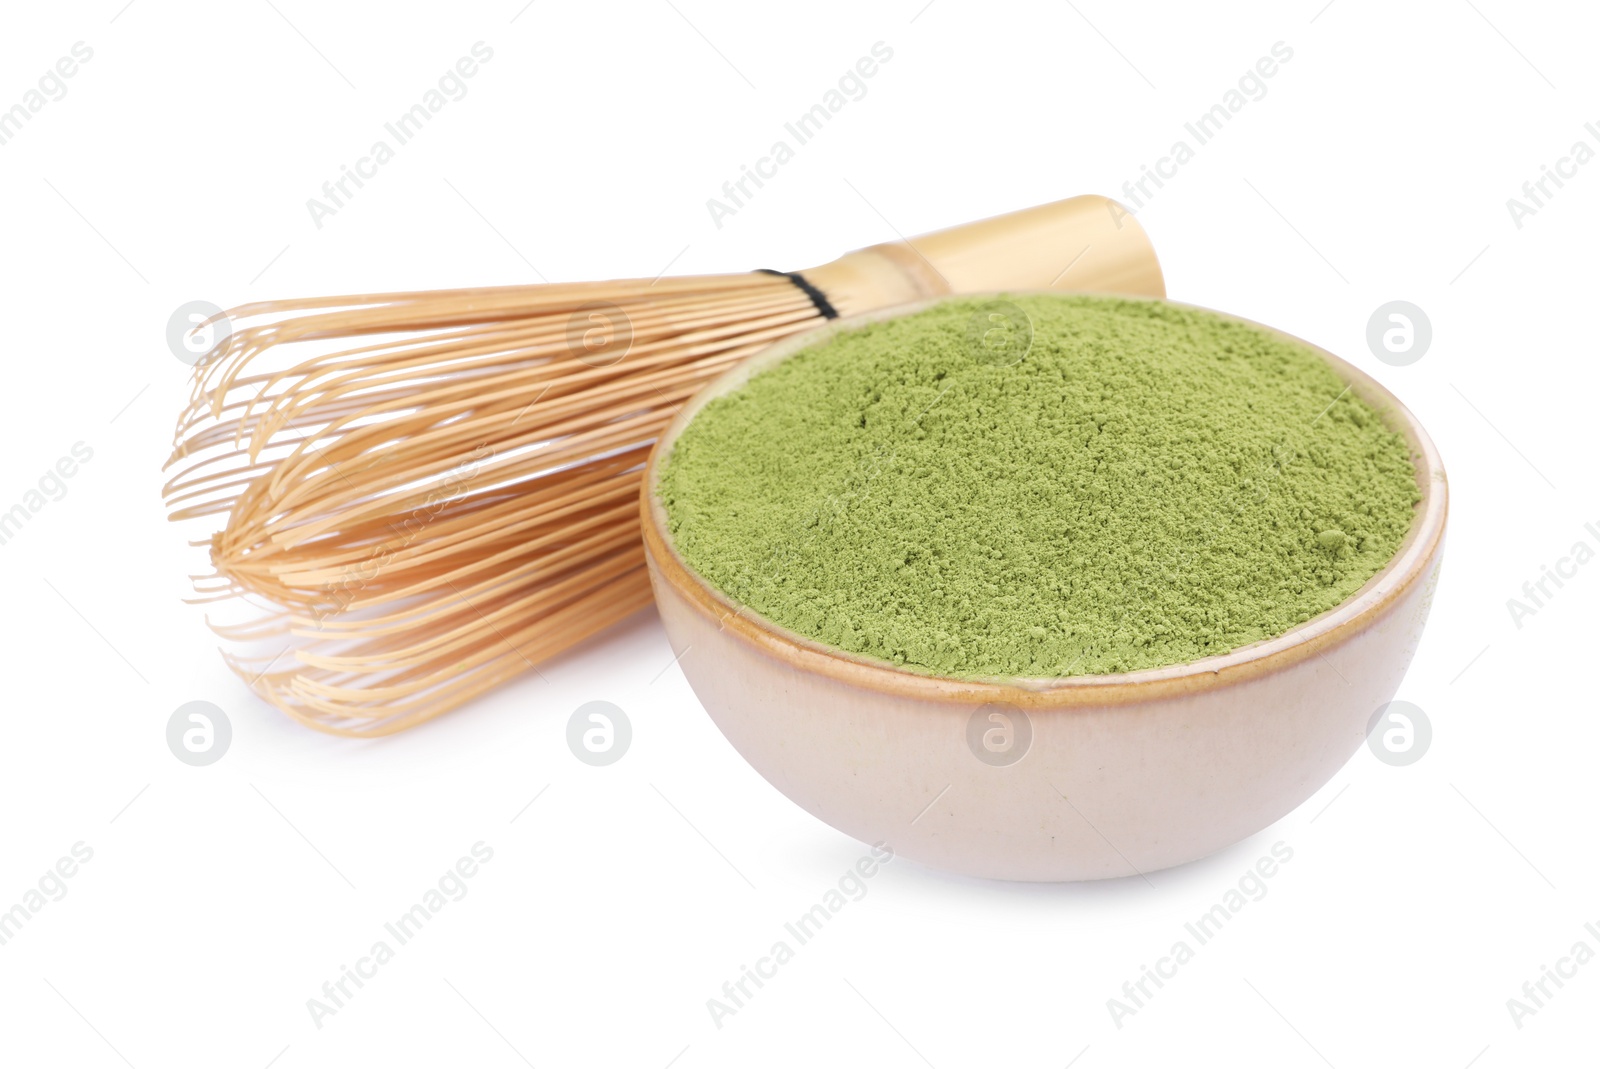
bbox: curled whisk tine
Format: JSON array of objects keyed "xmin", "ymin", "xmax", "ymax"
[{"xmin": 166, "ymin": 272, "xmax": 822, "ymax": 735}]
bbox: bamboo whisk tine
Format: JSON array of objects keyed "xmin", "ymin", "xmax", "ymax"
[
  {"xmin": 166, "ymin": 271, "xmax": 837, "ymax": 735},
  {"xmin": 165, "ymin": 196, "xmax": 1165, "ymax": 735}
]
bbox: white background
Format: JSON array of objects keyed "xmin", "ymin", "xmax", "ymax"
[{"xmin": 1, "ymin": 1, "xmax": 1596, "ymax": 1066}]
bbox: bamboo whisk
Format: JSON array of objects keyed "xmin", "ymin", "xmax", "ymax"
[{"xmin": 164, "ymin": 195, "xmax": 1164, "ymax": 736}]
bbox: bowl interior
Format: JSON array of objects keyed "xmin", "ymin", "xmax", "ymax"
[{"xmin": 642, "ymin": 292, "xmax": 1448, "ymax": 706}]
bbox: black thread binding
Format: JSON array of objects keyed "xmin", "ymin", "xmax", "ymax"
[{"xmin": 758, "ymin": 268, "xmax": 839, "ymax": 320}]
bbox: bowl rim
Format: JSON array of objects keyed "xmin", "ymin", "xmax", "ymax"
[{"xmin": 640, "ymin": 291, "xmax": 1449, "ymax": 708}]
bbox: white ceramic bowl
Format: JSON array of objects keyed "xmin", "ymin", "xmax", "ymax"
[{"xmin": 641, "ymin": 295, "xmax": 1448, "ymax": 881}]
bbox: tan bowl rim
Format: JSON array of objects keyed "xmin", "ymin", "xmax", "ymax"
[{"xmin": 640, "ymin": 292, "xmax": 1449, "ymax": 709}]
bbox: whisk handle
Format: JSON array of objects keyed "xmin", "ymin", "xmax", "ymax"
[
  {"xmin": 805, "ymin": 194, "xmax": 1163, "ymax": 316},
  {"xmin": 909, "ymin": 194, "xmax": 1163, "ymax": 297}
]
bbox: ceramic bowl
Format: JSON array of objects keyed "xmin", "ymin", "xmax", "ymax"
[{"xmin": 640, "ymin": 294, "xmax": 1448, "ymax": 882}]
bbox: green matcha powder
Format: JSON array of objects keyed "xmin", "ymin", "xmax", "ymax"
[{"xmin": 658, "ymin": 294, "xmax": 1420, "ymax": 678}]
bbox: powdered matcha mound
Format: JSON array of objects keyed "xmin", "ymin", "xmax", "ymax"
[{"xmin": 658, "ymin": 294, "xmax": 1421, "ymax": 678}]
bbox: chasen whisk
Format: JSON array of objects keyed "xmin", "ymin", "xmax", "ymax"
[{"xmin": 164, "ymin": 195, "xmax": 1163, "ymax": 736}]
